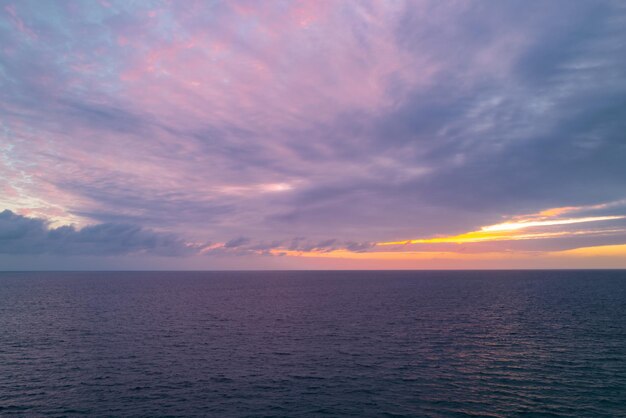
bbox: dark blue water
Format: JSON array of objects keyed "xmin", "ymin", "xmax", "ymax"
[{"xmin": 1, "ymin": 271, "xmax": 625, "ymax": 416}]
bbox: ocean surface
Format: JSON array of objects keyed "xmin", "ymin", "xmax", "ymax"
[{"xmin": 1, "ymin": 270, "xmax": 625, "ymax": 417}]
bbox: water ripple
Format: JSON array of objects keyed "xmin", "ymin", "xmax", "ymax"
[{"xmin": 1, "ymin": 270, "xmax": 625, "ymax": 416}]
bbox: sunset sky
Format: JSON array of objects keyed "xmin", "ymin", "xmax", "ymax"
[{"xmin": 1, "ymin": 0, "xmax": 626, "ymax": 269}]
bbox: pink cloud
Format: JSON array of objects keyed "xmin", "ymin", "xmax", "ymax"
[{"xmin": 113, "ymin": 1, "xmax": 432, "ymax": 133}]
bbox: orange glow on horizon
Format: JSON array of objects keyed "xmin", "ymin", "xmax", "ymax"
[{"xmin": 270, "ymin": 244, "xmax": 626, "ymax": 261}]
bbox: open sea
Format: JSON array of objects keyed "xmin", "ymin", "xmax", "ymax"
[{"xmin": 1, "ymin": 270, "xmax": 625, "ymax": 417}]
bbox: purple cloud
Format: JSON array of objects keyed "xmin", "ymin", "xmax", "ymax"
[
  {"xmin": 0, "ymin": 210, "xmax": 193, "ymax": 256},
  {"xmin": 1, "ymin": 0, "xmax": 625, "ymax": 268}
]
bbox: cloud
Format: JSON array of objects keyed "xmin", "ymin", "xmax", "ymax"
[
  {"xmin": 266, "ymin": 0, "xmax": 626, "ymax": 238},
  {"xmin": 0, "ymin": 210, "xmax": 375, "ymax": 259},
  {"xmin": 0, "ymin": 210, "xmax": 194, "ymax": 256},
  {"xmin": 223, "ymin": 236, "xmax": 250, "ymax": 248},
  {"xmin": 1, "ymin": 0, "xmax": 625, "ymax": 268}
]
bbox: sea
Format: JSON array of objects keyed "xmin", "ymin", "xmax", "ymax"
[{"xmin": 1, "ymin": 270, "xmax": 625, "ymax": 417}]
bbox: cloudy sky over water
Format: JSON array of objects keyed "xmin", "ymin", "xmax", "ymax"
[{"xmin": 1, "ymin": 0, "xmax": 626, "ymax": 269}]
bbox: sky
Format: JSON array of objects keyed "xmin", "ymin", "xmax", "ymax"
[{"xmin": 1, "ymin": 0, "xmax": 626, "ymax": 270}]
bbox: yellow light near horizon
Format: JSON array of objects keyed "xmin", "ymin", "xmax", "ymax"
[
  {"xmin": 261, "ymin": 203, "xmax": 626, "ymax": 267},
  {"xmin": 377, "ymin": 215, "xmax": 625, "ymax": 246},
  {"xmin": 481, "ymin": 216, "xmax": 624, "ymax": 232}
]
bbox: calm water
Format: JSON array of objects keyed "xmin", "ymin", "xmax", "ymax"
[{"xmin": 1, "ymin": 271, "xmax": 625, "ymax": 417}]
